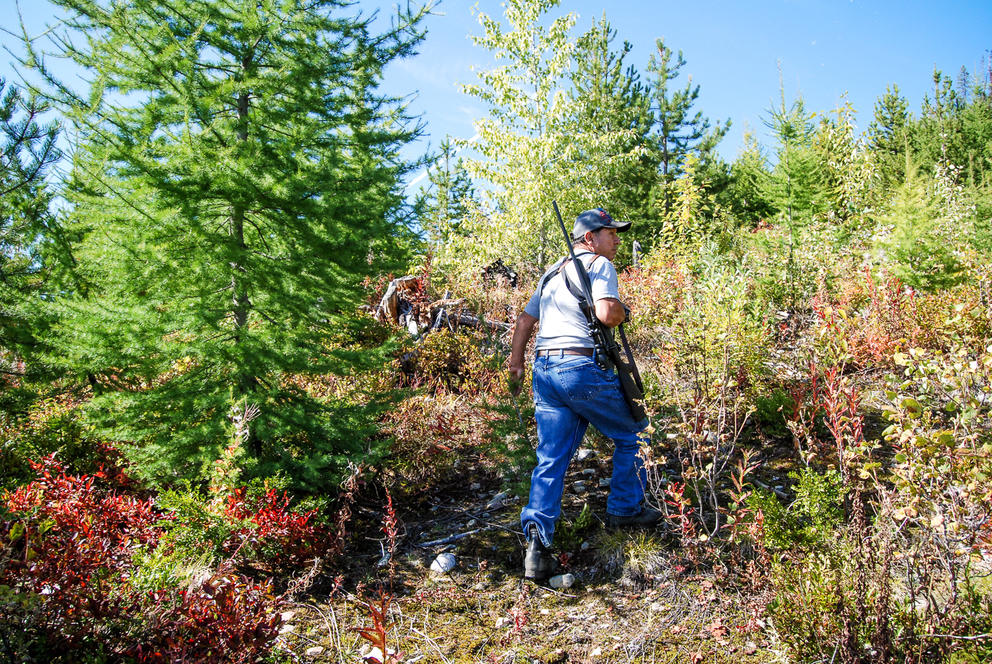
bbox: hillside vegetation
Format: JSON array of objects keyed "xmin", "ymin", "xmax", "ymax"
[{"xmin": 1, "ymin": 1, "xmax": 991, "ymax": 662}]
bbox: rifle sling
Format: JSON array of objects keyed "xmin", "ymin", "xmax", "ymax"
[{"xmin": 559, "ymin": 263, "xmax": 647, "ymax": 421}]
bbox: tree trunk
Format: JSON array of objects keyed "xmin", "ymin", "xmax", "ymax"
[{"xmin": 231, "ymin": 59, "xmax": 261, "ymax": 457}]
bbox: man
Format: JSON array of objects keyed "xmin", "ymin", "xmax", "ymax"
[{"xmin": 508, "ymin": 208, "xmax": 661, "ymax": 582}]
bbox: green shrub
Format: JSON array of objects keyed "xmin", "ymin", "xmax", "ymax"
[{"xmin": 749, "ymin": 468, "xmax": 844, "ymax": 551}]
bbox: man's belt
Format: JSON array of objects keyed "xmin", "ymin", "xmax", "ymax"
[{"xmin": 535, "ymin": 347, "xmax": 594, "ymax": 358}]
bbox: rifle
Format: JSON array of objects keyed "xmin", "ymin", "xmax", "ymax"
[{"xmin": 551, "ymin": 201, "xmax": 647, "ymax": 422}]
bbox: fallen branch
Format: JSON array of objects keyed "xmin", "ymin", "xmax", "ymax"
[{"xmin": 416, "ymin": 528, "xmax": 485, "ymax": 548}]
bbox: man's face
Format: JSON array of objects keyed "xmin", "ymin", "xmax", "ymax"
[{"xmin": 587, "ymin": 227, "xmax": 621, "ymax": 260}]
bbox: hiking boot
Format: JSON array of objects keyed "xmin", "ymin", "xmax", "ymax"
[
  {"xmin": 523, "ymin": 525, "xmax": 557, "ymax": 582},
  {"xmin": 605, "ymin": 506, "xmax": 663, "ymax": 529}
]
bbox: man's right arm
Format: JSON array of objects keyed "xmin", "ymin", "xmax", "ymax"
[{"xmin": 507, "ymin": 311, "xmax": 538, "ymax": 395}]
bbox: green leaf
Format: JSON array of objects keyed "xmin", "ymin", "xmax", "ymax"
[
  {"xmin": 8, "ymin": 522, "xmax": 25, "ymax": 542},
  {"xmin": 900, "ymin": 397, "xmax": 923, "ymax": 418}
]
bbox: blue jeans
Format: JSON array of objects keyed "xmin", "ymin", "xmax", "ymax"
[{"xmin": 520, "ymin": 352, "xmax": 649, "ymax": 546}]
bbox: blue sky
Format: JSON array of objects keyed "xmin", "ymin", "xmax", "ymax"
[
  {"xmin": 4, "ymin": 0, "xmax": 990, "ymax": 189},
  {"xmin": 380, "ymin": 0, "xmax": 991, "ymax": 163}
]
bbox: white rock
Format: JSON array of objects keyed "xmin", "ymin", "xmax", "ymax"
[
  {"xmin": 576, "ymin": 448, "xmax": 594, "ymax": 461},
  {"xmin": 361, "ymin": 645, "xmax": 400, "ymax": 661},
  {"xmin": 305, "ymin": 646, "xmax": 324, "ymax": 657},
  {"xmin": 430, "ymin": 552, "xmax": 457, "ymax": 573},
  {"xmin": 279, "ymin": 610, "xmax": 296, "ymax": 622},
  {"xmin": 278, "ymin": 623, "xmax": 296, "ymax": 635},
  {"xmin": 590, "ymin": 647, "xmax": 603, "ymax": 657},
  {"xmin": 571, "ymin": 481, "xmax": 586, "ymax": 493},
  {"xmin": 598, "ymin": 478, "xmax": 611, "ymax": 488},
  {"xmin": 362, "ymin": 646, "xmax": 391, "ymax": 662},
  {"xmin": 581, "ymin": 468, "xmax": 596, "ymax": 476},
  {"xmin": 495, "ymin": 616, "xmax": 511, "ymax": 628},
  {"xmin": 549, "ymin": 573, "xmax": 575, "ymax": 590}
]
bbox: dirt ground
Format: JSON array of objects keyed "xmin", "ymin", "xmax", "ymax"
[{"xmin": 275, "ymin": 442, "xmax": 791, "ymax": 664}]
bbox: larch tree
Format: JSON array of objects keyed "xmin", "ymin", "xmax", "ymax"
[
  {"xmin": 0, "ymin": 79, "xmax": 61, "ymax": 379},
  {"xmin": 22, "ymin": 0, "xmax": 429, "ymax": 488}
]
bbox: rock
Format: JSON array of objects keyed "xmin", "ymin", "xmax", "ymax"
[
  {"xmin": 549, "ymin": 573, "xmax": 575, "ymax": 590},
  {"xmin": 576, "ymin": 448, "xmax": 595, "ymax": 461},
  {"xmin": 580, "ymin": 541, "xmax": 591, "ymax": 551},
  {"xmin": 279, "ymin": 610, "xmax": 296, "ymax": 622},
  {"xmin": 581, "ymin": 468, "xmax": 596, "ymax": 476},
  {"xmin": 305, "ymin": 646, "xmax": 324, "ymax": 657},
  {"xmin": 430, "ymin": 552, "xmax": 457, "ymax": 573},
  {"xmin": 495, "ymin": 616, "xmax": 511, "ymax": 628},
  {"xmin": 571, "ymin": 481, "xmax": 587, "ymax": 493},
  {"xmin": 486, "ymin": 491, "xmax": 509, "ymax": 509},
  {"xmin": 470, "ymin": 482, "xmax": 481, "ymax": 491},
  {"xmin": 599, "ymin": 478, "xmax": 611, "ymax": 488},
  {"xmin": 278, "ymin": 623, "xmax": 295, "ymax": 635},
  {"xmin": 362, "ymin": 646, "xmax": 398, "ymax": 662}
]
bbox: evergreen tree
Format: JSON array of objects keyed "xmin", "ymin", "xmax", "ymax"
[
  {"xmin": 723, "ymin": 129, "xmax": 774, "ymax": 228},
  {"xmin": 955, "ymin": 64, "xmax": 992, "ymax": 189},
  {"xmin": 25, "ymin": 0, "xmax": 428, "ymax": 488},
  {"xmin": 869, "ymin": 85, "xmax": 911, "ymax": 187},
  {"xmin": 913, "ymin": 68, "xmax": 966, "ymax": 175},
  {"xmin": 644, "ymin": 38, "xmax": 729, "ymax": 221},
  {"xmin": 0, "ymin": 79, "xmax": 61, "ymax": 373},
  {"xmin": 876, "ymin": 162, "xmax": 966, "ymax": 291},
  {"xmin": 762, "ymin": 88, "xmax": 824, "ymax": 308},
  {"xmin": 567, "ymin": 15, "xmax": 654, "ymax": 230},
  {"xmin": 417, "ymin": 137, "xmax": 475, "ymax": 248},
  {"xmin": 764, "ymin": 90, "xmax": 823, "ymax": 227}
]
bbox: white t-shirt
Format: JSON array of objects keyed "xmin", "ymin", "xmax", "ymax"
[{"xmin": 523, "ymin": 252, "xmax": 620, "ymax": 350}]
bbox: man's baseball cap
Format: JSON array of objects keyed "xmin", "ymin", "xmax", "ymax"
[{"xmin": 572, "ymin": 208, "xmax": 631, "ymax": 240}]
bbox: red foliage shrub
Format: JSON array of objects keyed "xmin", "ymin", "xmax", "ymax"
[
  {"xmin": 222, "ymin": 486, "xmax": 337, "ymax": 570},
  {"xmin": 2, "ymin": 454, "xmax": 160, "ymax": 647},
  {"xmin": 618, "ymin": 261, "xmax": 689, "ymax": 331},
  {"xmin": 135, "ymin": 573, "xmax": 280, "ymax": 663},
  {"xmin": 823, "ymin": 267, "xmax": 922, "ymax": 366},
  {"xmin": 1, "ymin": 456, "xmax": 286, "ymax": 662}
]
